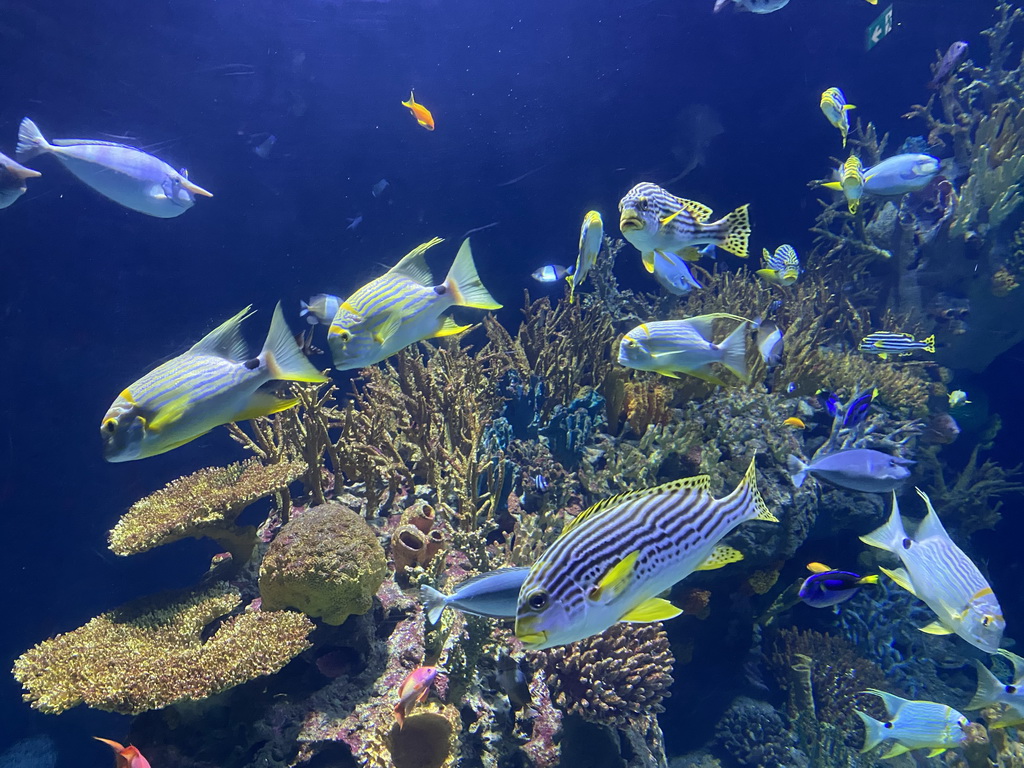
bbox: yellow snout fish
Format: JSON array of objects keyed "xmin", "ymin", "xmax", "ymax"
[
  {"xmin": 567, "ymin": 210, "xmax": 603, "ymax": 303},
  {"xmin": 822, "ymin": 155, "xmax": 866, "ymax": 214},
  {"xmin": 618, "ymin": 313, "xmax": 750, "ymax": 386},
  {"xmin": 820, "ymin": 87, "xmax": 855, "ymax": 147},
  {"xmin": 756, "ymin": 244, "xmax": 800, "ymax": 286}
]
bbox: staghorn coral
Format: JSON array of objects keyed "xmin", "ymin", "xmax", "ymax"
[
  {"xmin": 13, "ymin": 582, "xmax": 312, "ymax": 714},
  {"xmin": 713, "ymin": 697, "xmax": 802, "ymax": 768},
  {"xmin": 258, "ymin": 502, "xmax": 387, "ymax": 625},
  {"xmin": 108, "ymin": 458, "xmax": 305, "ymax": 562},
  {"xmin": 532, "ymin": 622, "xmax": 674, "ymax": 728}
]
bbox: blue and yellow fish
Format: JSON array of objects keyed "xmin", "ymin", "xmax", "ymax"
[
  {"xmin": 968, "ymin": 650, "xmax": 1024, "ymax": 728},
  {"xmin": 856, "ymin": 689, "xmax": 969, "ymax": 759},
  {"xmin": 859, "ymin": 331, "xmax": 935, "ymax": 359},
  {"xmin": 618, "ymin": 314, "xmax": 750, "ymax": 385},
  {"xmin": 651, "ymin": 250, "xmax": 703, "ymax": 295},
  {"xmin": 822, "ymin": 155, "xmax": 867, "ymax": 214},
  {"xmin": 756, "ymin": 245, "xmax": 800, "ymax": 286},
  {"xmin": 101, "ymin": 305, "xmax": 327, "ymax": 461},
  {"xmin": 799, "ymin": 562, "xmax": 878, "ymax": 608},
  {"xmin": 819, "ymin": 87, "xmax": 855, "ymax": 147},
  {"xmin": 567, "ymin": 211, "xmax": 603, "ymax": 303}
]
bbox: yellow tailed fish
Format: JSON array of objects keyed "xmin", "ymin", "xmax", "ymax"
[
  {"xmin": 819, "ymin": 87, "xmax": 855, "ymax": 147},
  {"xmin": 617, "ymin": 313, "xmax": 750, "ymax": 385},
  {"xmin": 821, "ymin": 155, "xmax": 867, "ymax": 214},
  {"xmin": 567, "ymin": 210, "xmax": 603, "ymax": 304},
  {"xmin": 756, "ymin": 245, "xmax": 800, "ymax": 286}
]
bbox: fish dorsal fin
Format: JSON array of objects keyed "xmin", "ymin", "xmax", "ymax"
[
  {"xmin": 913, "ymin": 487, "xmax": 950, "ymax": 542},
  {"xmin": 684, "ymin": 312, "xmax": 753, "ymax": 341},
  {"xmin": 388, "ymin": 237, "xmax": 444, "ymax": 285},
  {"xmin": 695, "ymin": 545, "xmax": 743, "ymax": 571},
  {"xmin": 560, "ymin": 474, "xmax": 711, "ymax": 536},
  {"xmin": 454, "ymin": 567, "xmax": 530, "ymax": 592},
  {"xmin": 189, "ymin": 306, "xmax": 254, "ymax": 359},
  {"xmin": 620, "ymin": 597, "xmax": 682, "ymax": 623},
  {"xmin": 52, "ymin": 138, "xmax": 140, "ymax": 150},
  {"xmin": 864, "ymin": 688, "xmax": 910, "ymax": 717},
  {"xmin": 674, "ymin": 197, "xmax": 713, "ymax": 223},
  {"xmin": 589, "ymin": 551, "xmax": 639, "ymax": 602}
]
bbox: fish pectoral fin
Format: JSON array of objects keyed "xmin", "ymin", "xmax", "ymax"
[
  {"xmin": 147, "ymin": 396, "xmax": 190, "ymax": 433},
  {"xmin": 820, "ymin": 181, "xmax": 843, "ymax": 190},
  {"xmin": 677, "ymin": 246, "xmax": 701, "ymax": 262},
  {"xmin": 919, "ymin": 620, "xmax": 955, "ymax": 636},
  {"xmin": 589, "ymin": 551, "xmax": 639, "ymax": 602},
  {"xmin": 695, "ymin": 545, "xmax": 744, "ymax": 571},
  {"xmin": 432, "ymin": 316, "xmax": 471, "ymax": 338},
  {"xmin": 233, "ymin": 391, "xmax": 300, "ymax": 423},
  {"xmin": 660, "ymin": 209, "xmax": 684, "ymax": 227},
  {"xmin": 642, "ymin": 252, "xmax": 656, "ymax": 274},
  {"xmin": 879, "ymin": 566, "xmax": 917, "ymax": 596},
  {"xmin": 926, "ymin": 748, "xmax": 948, "ymax": 758},
  {"xmin": 881, "ymin": 744, "xmax": 910, "ymax": 759},
  {"xmin": 620, "ymin": 597, "xmax": 682, "ymax": 623},
  {"xmin": 371, "ymin": 311, "xmax": 403, "ymax": 345}
]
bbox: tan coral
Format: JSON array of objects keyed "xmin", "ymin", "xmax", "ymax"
[{"xmin": 387, "ymin": 702, "xmax": 460, "ymax": 768}]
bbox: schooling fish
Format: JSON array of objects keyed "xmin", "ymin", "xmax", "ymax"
[
  {"xmin": 618, "ymin": 314, "xmax": 750, "ymax": 386},
  {"xmin": 17, "ymin": 118, "xmax": 212, "ymax": 217},
  {"xmin": 531, "ymin": 264, "xmax": 573, "ymax": 283},
  {"xmin": 756, "ymin": 245, "xmax": 800, "ymax": 286},
  {"xmin": 799, "ymin": 562, "xmax": 878, "ymax": 608},
  {"xmin": 395, "ymin": 666, "xmax": 441, "ymax": 729},
  {"xmin": 819, "ymin": 88, "xmax": 855, "ymax": 147},
  {"xmin": 618, "ymin": 182, "xmax": 751, "ymax": 272},
  {"xmin": 101, "ymin": 305, "xmax": 327, "ymax": 461},
  {"xmin": 822, "ymin": 155, "xmax": 866, "ymax": 214},
  {"xmin": 863, "ymin": 154, "xmax": 940, "ymax": 196},
  {"xmin": 0, "ymin": 150, "xmax": 41, "ymax": 208},
  {"xmin": 928, "ymin": 41, "xmax": 969, "ymax": 90},
  {"xmin": 419, "ymin": 567, "xmax": 531, "ymax": 625},
  {"xmin": 860, "ymin": 488, "xmax": 1005, "ymax": 653},
  {"xmin": 859, "ymin": 331, "xmax": 935, "ymax": 360},
  {"xmin": 567, "ymin": 210, "xmax": 603, "ymax": 303},
  {"xmin": 95, "ymin": 739, "xmax": 152, "ymax": 768},
  {"xmin": 300, "ymin": 294, "xmax": 342, "ymax": 326},
  {"xmin": 515, "ymin": 457, "xmax": 775, "ymax": 650},
  {"xmin": 856, "ymin": 690, "xmax": 969, "ymax": 759},
  {"xmin": 651, "ymin": 250, "xmax": 702, "ymax": 295},
  {"xmin": 968, "ymin": 650, "xmax": 1024, "ymax": 728},
  {"xmin": 788, "ymin": 449, "xmax": 913, "ymax": 493},
  {"xmin": 401, "ymin": 91, "xmax": 435, "ymax": 131},
  {"xmin": 328, "ymin": 238, "xmax": 502, "ymax": 370}
]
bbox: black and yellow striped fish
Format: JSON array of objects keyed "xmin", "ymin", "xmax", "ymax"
[
  {"xmin": 515, "ymin": 457, "xmax": 776, "ymax": 649},
  {"xmin": 859, "ymin": 331, "xmax": 935, "ymax": 360}
]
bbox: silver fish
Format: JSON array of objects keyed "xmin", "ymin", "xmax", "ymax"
[
  {"xmin": 0, "ymin": 150, "xmax": 41, "ymax": 208},
  {"xmin": 420, "ymin": 567, "xmax": 531, "ymax": 625},
  {"xmin": 857, "ymin": 689, "xmax": 969, "ymax": 759},
  {"xmin": 929, "ymin": 42, "xmax": 969, "ymax": 89},
  {"xmin": 788, "ymin": 449, "xmax": 913, "ymax": 493},
  {"xmin": 16, "ymin": 118, "xmax": 212, "ymax": 217},
  {"xmin": 714, "ymin": 0, "xmax": 790, "ymax": 13}
]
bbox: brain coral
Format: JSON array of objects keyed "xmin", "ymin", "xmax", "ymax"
[
  {"xmin": 12, "ymin": 582, "xmax": 312, "ymax": 714},
  {"xmin": 258, "ymin": 502, "xmax": 388, "ymax": 625}
]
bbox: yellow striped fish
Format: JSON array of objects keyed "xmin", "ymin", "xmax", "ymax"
[
  {"xmin": 567, "ymin": 210, "xmax": 603, "ymax": 304},
  {"xmin": 617, "ymin": 313, "xmax": 750, "ymax": 385},
  {"xmin": 819, "ymin": 87, "xmax": 855, "ymax": 147},
  {"xmin": 856, "ymin": 690, "xmax": 968, "ymax": 759},
  {"xmin": 327, "ymin": 237, "xmax": 501, "ymax": 371},
  {"xmin": 618, "ymin": 182, "xmax": 751, "ymax": 273},
  {"xmin": 101, "ymin": 304, "xmax": 327, "ymax": 462},
  {"xmin": 756, "ymin": 244, "xmax": 800, "ymax": 286},
  {"xmin": 968, "ymin": 650, "xmax": 1024, "ymax": 728},
  {"xmin": 515, "ymin": 458, "xmax": 776, "ymax": 649},
  {"xmin": 822, "ymin": 155, "xmax": 866, "ymax": 213},
  {"xmin": 859, "ymin": 489, "xmax": 1005, "ymax": 653}
]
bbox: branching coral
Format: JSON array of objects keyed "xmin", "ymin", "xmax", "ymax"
[
  {"xmin": 108, "ymin": 458, "xmax": 306, "ymax": 561},
  {"xmin": 531, "ymin": 622, "xmax": 674, "ymax": 727},
  {"xmin": 13, "ymin": 582, "xmax": 312, "ymax": 714}
]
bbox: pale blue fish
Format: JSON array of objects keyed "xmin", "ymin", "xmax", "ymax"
[
  {"xmin": 859, "ymin": 488, "xmax": 1005, "ymax": 653},
  {"xmin": 863, "ymin": 154, "xmax": 940, "ymax": 196},
  {"xmin": 420, "ymin": 567, "xmax": 531, "ymax": 625},
  {"xmin": 0, "ymin": 150, "xmax": 41, "ymax": 208},
  {"xmin": 567, "ymin": 210, "xmax": 603, "ymax": 303},
  {"xmin": 346, "ymin": 215, "xmax": 363, "ymax": 231},
  {"xmin": 651, "ymin": 250, "xmax": 702, "ymax": 295},
  {"xmin": 819, "ymin": 88, "xmax": 855, "ymax": 147},
  {"xmin": 371, "ymin": 178, "xmax": 389, "ymax": 197},
  {"xmin": 756, "ymin": 245, "xmax": 800, "ymax": 286},
  {"xmin": 531, "ymin": 264, "xmax": 573, "ymax": 283},
  {"xmin": 788, "ymin": 449, "xmax": 912, "ymax": 493},
  {"xmin": 101, "ymin": 304, "xmax": 328, "ymax": 462},
  {"xmin": 714, "ymin": 0, "xmax": 789, "ymax": 13},
  {"xmin": 968, "ymin": 650, "xmax": 1024, "ymax": 728},
  {"xmin": 856, "ymin": 689, "xmax": 968, "ymax": 759},
  {"xmin": 515, "ymin": 458, "xmax": 776, "ymax": 649},
  {"xmin": 16, "ymin": 118, "xmax": 212, "ymax": 218},
  {"xmin": 328, "ymin": 237, "xmax": 502, "ymax": 370},
  {"xmin": 300, "ymin": 294, "xmax": 342, "ymax": 326},
  {"xmin": 618, "ymin": 314, "xmax": 750, "ymax": 386}
]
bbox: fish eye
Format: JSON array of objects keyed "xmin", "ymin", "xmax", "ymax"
[
  {"xmin": 883, "ymin": 721, "xmax": 894, "ymax": 729},
  {"xmin": 102, "ymin": 419, "xmax": 117, "ymax": 435},
  {"xmin": 901, "ymin": 537, "xmax": 912, "ymax": 549},
  {"xmin": 982, "ymin": 615, "xmax": 993, "ymax": 627},
  {"xmin": 337, "ymin": 329, "xmax": 351, "ymax": 342},
  {"xmin": 1007, "ymin": 685, "xmax": 1017, "ymax": 694},
  {"xmin": 527, "ymin": 591, "xmax": 549, "ymax": 611},
  {"xmin": 637, "ymin": 197, "xmax": 649, "ymax": 211}
]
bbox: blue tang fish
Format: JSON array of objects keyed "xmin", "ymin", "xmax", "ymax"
[{"xmin": 799, "ymin": 562, "xmax": 878, "ymax": 608}]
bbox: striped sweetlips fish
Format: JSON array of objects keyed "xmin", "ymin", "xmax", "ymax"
[
  {"xmin": 567, "ymin": 210, "xmax": 603, "ymax": 303},
  {"xmin": 860, "ymin": 488, "xmax": 1004, "ymax": 653},
  {"xmin": 756, "ymin": 244, "xmax": 800, "ymax": 286},
  {"xmin": 617, "ymin": 182, "xmax": 751, "ymax": 273},
  {"xmin": 101, "ymin": 304, "xmax": 328, "ymax": 462},
  {"xmin": 822, "ymin": 155, "xmax": 866, "ymax": 214},
  {"xmin": 515, "ymin": 458, "xmax": 776, "ymax": 650},
  {"xmin": 327, "ymin": 237, "xmax": 501, "ymax": 370},
  {"xmin": 859, "ymin": 330, "xmax": 935, "ymax": 360}
]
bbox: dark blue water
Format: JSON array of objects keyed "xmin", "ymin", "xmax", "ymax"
[{"xmin": 0, "ymin": 0, "xmax": 1007, "ymax": 762}]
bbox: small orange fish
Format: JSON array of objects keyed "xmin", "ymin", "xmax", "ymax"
[
  {"xmin": 783, "ymin": 417, "xmax": 806, "ymax": 429},
  {"xmin": 394, "ymin": 665, "xmax": 441, "ymax": 728},
  {"xmin": 95, "ymin": 738, "xmax": 152, "ymax": 768},
  {"xmin": 401, "ymin": 91, "xmax": 435, "ymax": 131}
]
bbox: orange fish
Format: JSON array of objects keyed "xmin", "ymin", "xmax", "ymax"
[
  {"xmin": 95, "ymin": 738, "xmax": 152, "ymax": 768},
  {"xmin": 394, "ymin": 665, "xmax": 441, "ymax": 728},
  {"xmin": 783, "ymin": 417, "xmax": 806, "ymax": 429},
  {"xmin": 401, "ymin": 91, "xmax": 435, "ymax": 131}
]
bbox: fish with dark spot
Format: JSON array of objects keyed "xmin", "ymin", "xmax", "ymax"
[{"xmin": 928, "ymin": 42, "xmax": 969, "ymax": 90}]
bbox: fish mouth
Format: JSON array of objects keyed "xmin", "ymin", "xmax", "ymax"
[
  {"xmin": 515, "ymin": 618, "xmax": 548, "ymax": 649},
  {"xmin": 619, "ymin": 214, "xmax": 644, "ymax": 232}
]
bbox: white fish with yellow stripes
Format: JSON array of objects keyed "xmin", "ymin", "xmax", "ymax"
[
  {"xmin": 101, "ymin": 304, "xmax": 328, "ymax": 462},
  {"xmin": 515, "ymin": 458, "xmax": 776, "ymax": 650},
  {"xmin": 859, "ymin": 489, "xmax": 1005, "ymax": 653},
  {"xmin": 967, "ymin": 650, "xmax": 1024, "ymax": 728},
  {"xmin": 618, "ymin": 182, "xmax": 751, "ymax": 273},
  {"xmin": 856, "ymin": 689, "xmax": 969, "ymax": 759},
  {"xmin": 567, "ymin": 210, "xmax": 603, "ymax": 304},
  {"xmin": 617, "ymin": 313, "xmax": 750, "ymax": 386},
  {"xmin": 327, "ymin": 237, "xmax": 502, "ymax": 370}
]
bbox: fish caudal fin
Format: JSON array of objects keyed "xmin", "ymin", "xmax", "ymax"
[
  {"xmin": 722, "ymin": 457, "xmax": 777, "ymax": 523},
  {"xmin": 420, "ymin": 585, "xmax": 448, "ymax": 625},
  {"xmin": 717, "ymin": 320, "xmax": 749, "ymax": 382},
  {"xmin": 786, "ymin": 455, "xmax": 810, "ymax": 488},
  {"xmin": 855, "ymin": 710, "xmax": 888, "ymax": 754},
  {"xmin": 262, "ymin": 303, "xmax": 330, "ymax": 384},
  {"xmin": 713, "ymin": 204, "xmax": 751, "ymax": 259},
  {"xmin": 16, "ymin": 118, "xmax": 52, "ymax": 161},
  {"xmin": 444, "ymin": 239, "xmax": 502, "ymax": 310},
  {"xmin": 858, "ymin": 493, "xmax": 908, "ymax": 553},
  {"xmin": 923, "ymin": 334, "xmax": 936, "ymax": 353},
  {"xmin": 968, "ymin": 661, "xmax": 1007, "ymax": 711}
]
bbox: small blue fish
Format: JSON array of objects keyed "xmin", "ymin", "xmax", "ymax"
[
  {"xmin": 371, "ymin": 178, "xmax": 389, "ymax": 197},
  {"xmin": 651, "ymin": 250, "xmax": 702, "ymax": 295},
  {"xmin": 799, "ymin": 562, "xmax": 878, "ymax": 608},
  {"xmin": 842, "ymin": 388, "xmax": 877, "ymax": 428},
  {"xmin": 534, "ymin": 474, "xmax": 550, "ymax": 492},
  {"xmin": 531, "ymin": 264, "xmax": 573, "ymax": 283},
  {"xmin": 346, "ymin": 215, "xmax": 363, "ymax": 231},
  {"xmin": 928, "ymin": 41, "xmax": 969, "ymax": 90},
  {"xmin": 863, "ymin": 154, "xmax": 940, "ymax": 196},
  {"xmin": 817, "ymin": 390, "xmax": 840, "ymax": 417},
  {"xmin": 420, "ymin": 567, "xmax": 531, "ymax": 625},
  {"xmin": 786, "ymin": 382, "xmax": 797, "ymax": 394},
  {"xmin": 252, "ymin": 134, "xmax": 276, "ymax": 159},
  {"xmin": 300, "ymin": 294, "xmax": 342, "ymax": 326},
  {"xmin": 856, "ymin": 690, "xmax": 969, "ymax": 759}
]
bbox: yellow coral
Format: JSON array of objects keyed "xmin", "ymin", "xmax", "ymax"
[
  {"xmin": 991, "ymin": 266, "xmax": 1020, "ymax": 297},
  {"xmin": 747, "ymin": 569, "xmax": 780, "ymax": 596}
]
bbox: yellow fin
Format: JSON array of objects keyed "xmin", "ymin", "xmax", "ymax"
[
  {"xmin": 858, "ymin": 574, "xmax": 880, "ymax": 585},
  {"xmin": 233, "ymin": 392, "xmax": 300, "ymax": 423},
  {"xmin": 926, "ymin": 748, "xmax": 948, "ymax": 758},
  {"xmin": 262, "ymin": 303, "xmax": 329, "ymax": 384},
  {"xmin": 561, "ymin": 474, "xmax": 712, "ymax": 535},
  {"xmin": 148, "ymin": 396, "xmax": 190, "ymax": 433},
  {"xmin": 677, "ymin": 246, "xmax": 701, "ymax": 262},
  {"xmin": 642, "ymin": 251, "xmax": 656, "ymax": 273},
  {"xmin": 675, "ymin": 197, "xmax": 713, "ymax": 223},
  {"xmin": 880, "ymin": 566, "xmax": 916, "ymax": 596},
  {"xmin": 806, "ymin": 562, "xmax": 832, "ymax": 574},
  {"xmin": 590, "ymin": 551, "xmax": 639, "ymax": 602},
  {"xmin": 756, "ymin": 268, "xmax": 780, "ymax": 283},
  {"xmin": 820, "ymin": 181, "xmax": 843, "ymax": 190},
  {"xmin": 660, "ymin": 209, "xmax": 684, "ymax": 227},
  {"xmin": 881, "ymin": 744, "xmax": 910, "ymax": 759},
  {"xmin": 190, "ymin": 305, "xmax": 254, "ymax": 360},
  {"xmin": 716, "ymin": 204, "xmax": 751, "ymax": 259},
  {"xmin": 620, "ymin": 597, "xmax": 682, "ymax": 623},
  {"xmin": 445, "ymin": 239, "xmax": 502, "ymax": 310},
  {"xmin": 919, "ymin": 620, "xmax": 954, "ymax": 636},
  {"xmin": 387, "ymin": 237, "xmax": 442, "ymax": 285},
  {"xmin": 695, "ymin": 545, "xmax": 743, "ymax": 571},
  {"xmin": 371, "ymin": 311, "xmax": 403, "ymax": 344},
  {"xmin": 432, "ymin": 316, "xmax": 471, "ymax": 338}
]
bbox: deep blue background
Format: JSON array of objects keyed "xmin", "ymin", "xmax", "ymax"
[{"xmin": 0, "ymin": 0, "xmax": 1008, "ymax": 763}]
